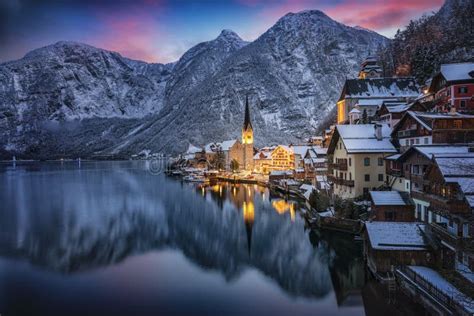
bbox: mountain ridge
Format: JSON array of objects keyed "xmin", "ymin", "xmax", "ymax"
[{"xmin": 0, "ymin": 9, "xmax": 389, "ymax": 158}]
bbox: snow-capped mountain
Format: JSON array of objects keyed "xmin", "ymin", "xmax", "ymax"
[{"xmin": 0, "ymin": 10, "xmax": 387, "ymax": 158}]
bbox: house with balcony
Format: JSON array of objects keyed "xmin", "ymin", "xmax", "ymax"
[
  {"xmin": 391, "ymin": 111, "xmax": 474, "ymax": 152},
  {"xmin": 428, "ymin": 62, "xmax": 474, "ymax": 113},
  {"xmin": 395, "ymin": 145, "xmax": 472, "ymax": 223},
  {"xmin": 303, "ymin": 147, "xmax": 327, "ymax": 183},
  {"xmin": 327, "ymin": 124, "xmax": 397, "ymax": 199},
  {"xmin": 376, "ymin": 100, "xmax": 427, "ymax": 129},
  {"xmin": 421, "ymin": 152, "xmax": 474, "ymax": 273}
]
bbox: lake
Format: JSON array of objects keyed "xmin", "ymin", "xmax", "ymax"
[{"xmin": 0, "ymin": 161, "xmax": 422, "ymax": 315}]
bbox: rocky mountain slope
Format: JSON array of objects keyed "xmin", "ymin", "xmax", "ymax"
[{"xmin": 0, "ymin": 10, "xmax": 387, "ymax": 158}]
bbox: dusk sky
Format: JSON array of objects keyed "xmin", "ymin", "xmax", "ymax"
[{"xmin": 0, "ymin": 0, "xmax": 444, "ymax": 64}]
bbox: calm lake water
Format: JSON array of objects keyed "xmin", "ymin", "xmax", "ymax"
[{"xmin": 0, "ymin": 161, "xmax": 422, "ymax": 316}]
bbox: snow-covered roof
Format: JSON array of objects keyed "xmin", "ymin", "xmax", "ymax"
[
  {"xmin": 186, "ymin": 144, "xmax": 202, "ymax": 154},
  {"xmin": 446, "ymin": 177, "xmax": 474, "ymax": 195},
  {"xmin": 356, "ymin": 99, "xmax": 388, "ymax": 107},
  {"xmin": 337, "ymin": 124, "xmax": 391, "ymax": 139},
  {"xmin": 365, "ymin": 222, "xmax": 428, "ymax": 251},
  {"xmin": 440, "ymin": 62, "xmax": 474, "ymax": 82},
  {"xmin": 403, "ymin": 111, "xmax": 474, "ymax": 132},
  {"xmin": 335, "ymin": 124, "xmax": 397, "ymax": 154},
  {"xmin": 220, "ymin": 139, "xmax": 238, "ymax": 151},
  {"xmin": 385, "ymin": 153, "xmax": 401, "ymax": 160},
  {"xmin": 270, "ymin": 170, "xmax": 293, "ymax": 176},
  {"xmin": 343, "ymin": 138, "xmax": 397, "ymax": 153},
  {"xmin": 300, "ymin": 184, "xmax": 314, "ymax": 192},
  {"xmin": 292, "ymin": 145, "xmax": 311, "ymax": 157},
  {"xmin": 415, "ymin": 145, "xmax": 471, "ymax": 159},
  {"xmin": 254, "ymin": 151, "xmax": 271, "ymax": 160},
  {"xmin": 466, "ymin": 196, "xmax": 474, "ymax": 208},
  {"xmin": 313, "ymin": 147, "xmax": 328, "ymax": 156},
  {"xmin": 340, "ymin": 78, "xmax": 419, "ymax": 101},
  {"xmin": 370, "ymin": 191, "xmax": 408, "ymax": 206},
  {"xmin": 385, "ymin": 103, "xmax": 409, "ymax": 113},
  {"xmin": 435, "ymin": 156, "xmax": 474, "ymax": 177}
]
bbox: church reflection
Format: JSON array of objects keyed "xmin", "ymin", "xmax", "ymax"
[{"xmin": 196, "ymin": 182, "xmax": 302, "ymax": 255}]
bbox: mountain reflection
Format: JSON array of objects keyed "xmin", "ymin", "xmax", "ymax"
[{"xmin": 0, "ymin": 162, "xmax": 362, "ymax": 300}]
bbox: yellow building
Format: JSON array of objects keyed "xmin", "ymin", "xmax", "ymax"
[
  {"xmin": 327, "ymin": 124, "xmax": 397, "ymax": 199},
  {"xmin": 270, "ymin": 145, "xmax": 294, "ymax": 171}
]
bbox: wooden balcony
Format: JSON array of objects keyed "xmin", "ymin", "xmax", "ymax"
[
  {"xmin": 411, "ymin": 191, "xmax": 470, "ymax": 215},
  {"xmin": 328, "ymin": 160, "xmax": 348, "ymax": 171},
  {"xmin": 342, "ymin": 179, "xmax": 355, "ymax": 187},
  {"xmin": 397, "ymin": 129, "xmax": 417, "ymax": 138}
]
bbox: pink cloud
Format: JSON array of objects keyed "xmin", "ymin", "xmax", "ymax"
[
  {"xmin": 244, "ymin": 0, "xmax": 443, "ymax": 39},
  {"xmin": 84, "ymin": 0, "xmax": 169, "ymax": 62}
]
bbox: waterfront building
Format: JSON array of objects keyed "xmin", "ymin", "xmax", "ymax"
[
  {"xmin": 363, "ymin": 222, "xmax": 432, "ymax": 275},
  {"xmin": 415, "ymin": 151, "xmax": 474, "ymax": 273},
  {"xmin": 327, "ymin": 124, "xmax": 397, "ymax": 199},
  {"xmin": 394, "ymin": 145, "xmax": 472, "ymax": 223},
  {"xmin": 270, "ymin": 145, "xmax": 295, "ymax": 171}
]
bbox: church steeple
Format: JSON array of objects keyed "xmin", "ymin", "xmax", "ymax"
[
  {"xmin": 243, "ymin": 95, "xmax": 253, "ymax": 131},
  {"xmin": 242, "ymin": 95, "xmax": 253, "ymax": 145}
]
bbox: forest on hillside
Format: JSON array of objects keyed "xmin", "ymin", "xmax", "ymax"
[{"xmin": 377, "ymin": 0, "xmax": 474, "ymax": 84}]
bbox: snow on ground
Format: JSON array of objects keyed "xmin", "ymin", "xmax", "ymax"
[{"xmin": 409, "ymin": 266, "xmax": 474, "ymax": 313}]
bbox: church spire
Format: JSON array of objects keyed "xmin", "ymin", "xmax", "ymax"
[{"xmin": 243, "ymin": 95, "xmax": 252, "ymax": 131}]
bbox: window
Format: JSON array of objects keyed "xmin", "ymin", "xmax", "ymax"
[
  {"xmin": 410, "ymin": 139, "xmax": 414, "ymax": 145},
  {"xmin": 363, "ymin": 188, "xmax": 369, "ymax": 196},
  {"xmin": 349, "ymin": 172, "xmax": 352, "ymax": 180},
  {"xmin": 348, "ymin": 158, "xmax": 352, "ymax": 166},
  {"xmin": 413, "ymin": 165, "xmax": 420, "ymax": 175},
  {"xmin": 405, "ymin": 139, "xmax": 409, "ymax": 146},
  {"xmin": 364, "ymin": 157, "xmax": 370, "ymax": 166},
  {"xmin": 378, "ymin": 174, "xmax": 383, "ymax": 181},
  {"xmin": 385, "ymin": 211, "xmax": 396, "ymax": 221},
  {"xmin": 458, "ymin": 86, "xmax": 468, "ymax": 94},
  {"xmin": 453, "ymin": 120, "xmax": 462, "ymax": 129},
  {"xmin": 415, "ymin": 138, "xmax": 420, "ymax": 144},
  {"xmin": 365, "ymin": 174, "xmax": 370, "ymax": 182},
  {"xmin": 460, "ymin": 100, "xmax": 466, "ymax": 108},
  {"xmin": 424, "ymin": 137, "xmax": 429, "ymax": 144},
  {"xmin": 378, "ymin": 157, "xmax": 383, "ymax": 166}
]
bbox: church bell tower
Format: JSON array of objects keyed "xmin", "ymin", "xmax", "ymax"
[{"xmin": 242, "ymin": 96, "xmax": 254, "ymax": 171}]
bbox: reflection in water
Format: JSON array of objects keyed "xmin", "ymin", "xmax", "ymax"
[{"xmin": 0, "ymin": 161, "xmax": 417, "ymax": 315}]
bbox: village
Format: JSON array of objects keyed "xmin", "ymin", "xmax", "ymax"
[{"xmin": 168, "ymin": 58, "xmax": 474, "ymax": 315}]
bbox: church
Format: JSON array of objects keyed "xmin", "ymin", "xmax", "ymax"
[{"xmin": 193, "ymin": 96, "xmax": 254, "ymax": 172}]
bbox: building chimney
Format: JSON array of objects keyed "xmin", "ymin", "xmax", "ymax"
[{"xmin": 374, "ymin": 123, "xmax": 383, "ymax": 141}]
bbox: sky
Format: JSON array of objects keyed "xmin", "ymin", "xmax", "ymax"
[{"xmin": 0, "ymin": 0, "xmax": 444, "ymax": 64}]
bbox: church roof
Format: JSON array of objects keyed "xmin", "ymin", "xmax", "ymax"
[
  {"xmin": 338, "ymin": 78, "xmax": 419, "ymax": 102},
  {"xmin": 243, "ymin": 95, "xmax": 253, "ymax": 131}
]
